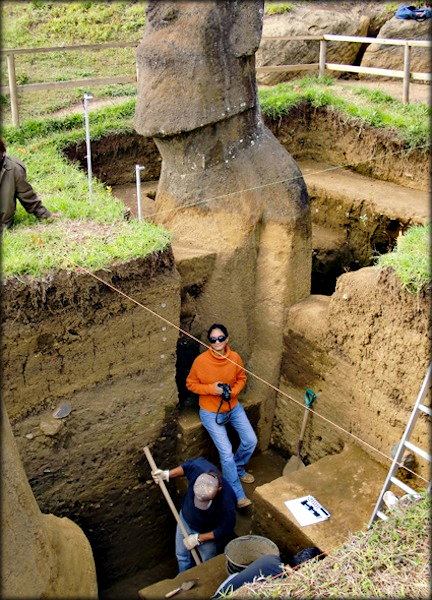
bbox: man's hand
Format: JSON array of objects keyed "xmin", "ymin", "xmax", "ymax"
[
  {"xmin": 183, "ymin": 533, "xmax": 201, "ymax": 550},
  {"xmin": 151, "ymin": 469, "xmax": 169, "ymax": 484}
]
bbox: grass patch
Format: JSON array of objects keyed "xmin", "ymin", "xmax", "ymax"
[
  {"xmin": 1, "ymin": 5, "xmax": 430, "ymax": 287},
  {"xmin": 376, "ymin": 225, "xmax": 430, "ymax": 294},
  {"xmin": 1, "ymin": 1, "xmax": 142, "ymax": 123},
  {"xmin": 2, "ymin": 78, "xmax": 429, "ymax": 283},
  {"xmin": 2, "ymin": 220, "xmax": 171, "ymax": 278},
  {"xmin": 229, "ymin": 493, "xmax": 430, "ymax": 599},
  {"xmin": 258, "ymin": 76, "xmax": 431, "ymax": 150},
  {"xmin": 264, "ymin": 3, "xmax": 293, "ymax": 16},
  {"xmin": 1, "ymin": 102, "xmax": 171, "ymax": 280}
]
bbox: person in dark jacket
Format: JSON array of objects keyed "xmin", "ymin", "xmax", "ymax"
[
  {"xmin": 212, "ymin": 547, "xmax": 325, "ymax": 597},
  {"xmin": 0, "ymin": 138, "xmax": 59, "ymax": 231},
  {"xmin": 152, "ymin": 456, "xmax": 237, "ymax": 572}
]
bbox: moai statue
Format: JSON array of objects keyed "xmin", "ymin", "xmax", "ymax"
[
  {"xmin": 1, "ymin": 402, "xmax": 98, "ymax": 598},
  {"xmin": 135, "ymin": 1, "xmax": 311, "ymax": 446}
]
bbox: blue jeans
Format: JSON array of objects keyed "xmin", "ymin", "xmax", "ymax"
[
  {"xmin": 200, "ymin": 402, "xmax": 257, "ymax": 501},
  {"xmin": 175, "ymin": 511, "xmax": 219, "ymax": 572},
  {"xmin": 213, "ymin": 554, "xmax": 284, "ymax": 597}
]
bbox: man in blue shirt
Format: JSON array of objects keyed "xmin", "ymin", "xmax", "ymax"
[{"xmin": 152, "ymin": 456, "xmax": 237, "ymax": 572}]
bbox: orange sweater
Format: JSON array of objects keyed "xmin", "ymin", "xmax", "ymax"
[{"xmin": 186, "ymin": 346, "xmax": 247, "ymax": 413}]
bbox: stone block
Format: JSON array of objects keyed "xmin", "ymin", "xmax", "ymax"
[{"xmin": 252, "ymin": 444, "xmax": 388, "ymax": 560}]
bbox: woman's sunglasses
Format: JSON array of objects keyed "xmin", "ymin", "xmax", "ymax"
[{"xmin": 209, "ymin": 335, "xmax": 227, "ymax": 343}]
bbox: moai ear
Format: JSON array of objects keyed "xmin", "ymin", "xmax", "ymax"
[{"xmin": 229, "ymin": 0, "xmax": 264, "ymax": 58}]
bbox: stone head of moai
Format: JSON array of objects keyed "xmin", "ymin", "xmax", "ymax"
[
  {"xmin": 135, "ymin": 0, "xmax": 264, "ymax": 137},
  {"xmin": 134, "ymin": 0, "xmax": 310, "ymax": 227},
  {"xmin": 134, "ymin": 1, "xmax": 311, "ymax": 449}
]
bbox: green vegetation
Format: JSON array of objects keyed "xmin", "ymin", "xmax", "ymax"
[
  {"xmin": 1, "ymin": 2, "xmax": 429, "ymax": 291},
  {"xmin": 386, "ymin": 1, "xmax": 424, "ymax": 11},
  {"xmin": 264, "ymin": 3, "xmax": 293, "ymax": 16},
  {"xmin": 259, "ymin": 76, "xmax": 431, "ymax": 151},
  {"xmin": 377, "ymin": 224, "xmax": 430, "ymax": 294},
  {"xmin": 1, "ymin": 1, "xmax": 142, "ymax": 120},
  {"xmin": 228, "ymin": 493, "xmax": 430, "ymax": 599},
  {"xmin": 2, "ymin": 219, "xmax": 170, "ymax": 279},
  {"xmin": 1, "ymin": 100, "xmax": 171, "ymax": 279}
]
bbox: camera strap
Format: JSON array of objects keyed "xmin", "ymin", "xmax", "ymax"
[{"xmin": 215, "ymin": 398, "xmax": 232, "ymax": 426}]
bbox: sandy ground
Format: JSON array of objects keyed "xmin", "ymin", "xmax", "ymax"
[{"xmin": 333, "ymin": 79, "xmax": 430, "ymax": 104}]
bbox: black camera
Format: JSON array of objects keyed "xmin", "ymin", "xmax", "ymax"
[{"xmin": 217, "ymin": 383, "xmax": 231, "ymax": 401}]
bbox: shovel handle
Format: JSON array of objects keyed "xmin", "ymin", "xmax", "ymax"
[
  {"xmin": 297, "ymin": 390, "xmax": 316, "ymax": 456},
  {"xmin": 297, "ymin": 408, "xmax": 310, "ymax": 456},
  {"xmin": 143, "ymin": 446, "xmax": 202, "ymax": 566},
  {"xmin": 165, "ymin": 587, "xmax": 181, "ymax": 598}
]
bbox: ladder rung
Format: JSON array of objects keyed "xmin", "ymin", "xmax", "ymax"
[
  {"xmin": 419, "ymin": 403, "xmax": 431, "ymax": 417},
  {"xmin": 390, "ymin": 476, "xmax": 417, "ymax": 495},
  {"xmin": 404, "ymin": 440, "xmax": 432, "ymax": 462},
  {"xmin": 376, "ymin": 510, "xmax": 388, "ymax": 521},
  {"xmin": 369, "ymin": 364, "xmax": 432, "ymax": 528}
]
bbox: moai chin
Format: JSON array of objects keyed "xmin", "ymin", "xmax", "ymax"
[{"xmin": 135, "ymin": 0, "xmax": 312, "ymax": 447}]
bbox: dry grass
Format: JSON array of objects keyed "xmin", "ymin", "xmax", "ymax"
[{"xmin": 227, "ymin": 493, "xmax": 430, "ymax": 598}]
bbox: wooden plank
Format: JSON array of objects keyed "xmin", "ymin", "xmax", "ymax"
[
  {"xmin": 327, "ymin": 63, "xmax": 431, "ymax": 81},
  {"xmin": 7, "ymin": 54, "xmax": 19, "ymax": 127},
  {"xmin": 323, "ymin": 34, "xmax": 431, "ymax": 48},
  {"xmin": 3, "ymin": 37, "xmax": 430, "ymax": 55},
  {"xmin": 403, "ymin": 44, "xmax": 411, "ymax": 104},
  {"xmin": 0, "ymin": 75, "xmax": 136, "ymax": 95},
  {"xmin": 259, "ymin": 35, "xmax": 430, "ymax": 48},
  {"xmin": 326, "ymin": 63, "xmax": 405, "ymax": 78},
  {"xmin": 0, "ymin": 41, "xmax": 138, "ymax": 55},
  {"xmin": 261, "ymin": 35, "xmax": 322, "ymax": 42},
  {"xmin": 412, "ymin": 72, "xmax": 432, "ymax": 82}
]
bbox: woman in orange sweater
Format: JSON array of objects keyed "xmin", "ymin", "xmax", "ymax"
[{"xmin": 186, "ymin": 324, "xmax": 257, "ymax": 508}]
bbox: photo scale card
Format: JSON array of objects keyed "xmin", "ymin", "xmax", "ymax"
[{"xmin": 284, "ymin": 495, "xmax": 330, "ymax": 527}]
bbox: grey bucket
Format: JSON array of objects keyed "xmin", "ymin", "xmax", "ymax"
[{"xmin": 224, "ymin": 535, "xmax": 280, "ymax": 574}]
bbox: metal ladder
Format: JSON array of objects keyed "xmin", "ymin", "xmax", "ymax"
[{"xmin": 368, "ymin": 362, "xmax": 431, "ymax": 528}]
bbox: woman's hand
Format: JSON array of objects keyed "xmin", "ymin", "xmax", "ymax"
[{"xmin": 214, "ymin": 382, "xmax": 223, "ymax": 395}]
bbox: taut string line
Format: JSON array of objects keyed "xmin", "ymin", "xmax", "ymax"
[{"xmin": 73, "ymin": 262, "xmax": 429, "ymax": 486}]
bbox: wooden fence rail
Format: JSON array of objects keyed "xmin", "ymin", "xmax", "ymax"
[{"xmin": 1, "ymin": 35, "xmax": 430, "ymax": 127}]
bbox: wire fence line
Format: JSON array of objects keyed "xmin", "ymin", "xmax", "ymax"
[{"xmin": 1, "ymin": 34, "xmax": 430, "ymax": 126}]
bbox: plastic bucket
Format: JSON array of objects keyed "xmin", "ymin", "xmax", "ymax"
[{"xmin": 224, "ymin": 535, "xmax": 280, "ymax": 574}]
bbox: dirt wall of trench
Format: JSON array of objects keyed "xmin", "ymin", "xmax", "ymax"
[
  {"xmin": 272, "ymin": 267, "xmax": 430, "ymax": 484},
  {"xmin": 63, "ymin": 101, "xmax": 429, "ymax": 194},
  {"xmin": 267, "ymin": 101, "xmax": 429, "ymax": 193},
  {"xmin": 1, "ymin": 251, "xmax": 184, "ymax": 587},
  {"xmin": 3, "ymin": 244, "xmax": 430, "ymax": 590}
]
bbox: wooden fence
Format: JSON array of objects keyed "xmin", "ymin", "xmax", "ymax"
[{"xmin": 1, "ymin": 35, "xmax": 430, "ymax": 127}]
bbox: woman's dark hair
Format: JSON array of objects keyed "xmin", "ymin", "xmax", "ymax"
[
  {"xmin": 0, "ymin": 138, "xmax": 6, "ymax": 154},
  {"xmin": 290, "ymin": 547, "xmax": 325, "ymax": 567},
  {"xmin": 207, "ymin": 323, "xmax": 228, "ymax": 341}
]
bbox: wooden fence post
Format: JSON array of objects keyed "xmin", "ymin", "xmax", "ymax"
[
  {"xmin": 403, "ymin": 42, "xmax": 411, "ymax": 105},
  {"xmin": 319, "ymin": 39, "xmax": 327, "ymax": 77},
  {"xmin": 7, "ymin": 52, "xmax": 20, "ymax": 127}
]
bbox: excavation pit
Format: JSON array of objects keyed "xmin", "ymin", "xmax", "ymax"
[
  {"xmin": 63, "ymin": 101, "xmax": 428, "ymax": 297},
  {"xmin": 4, "ymin": 100, "xmax": 429, "ymax": 599}
]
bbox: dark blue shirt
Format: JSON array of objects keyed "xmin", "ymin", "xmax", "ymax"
[{"xmin": 181, "ymin": 457, "xmax": 236, "ymax": 541}]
